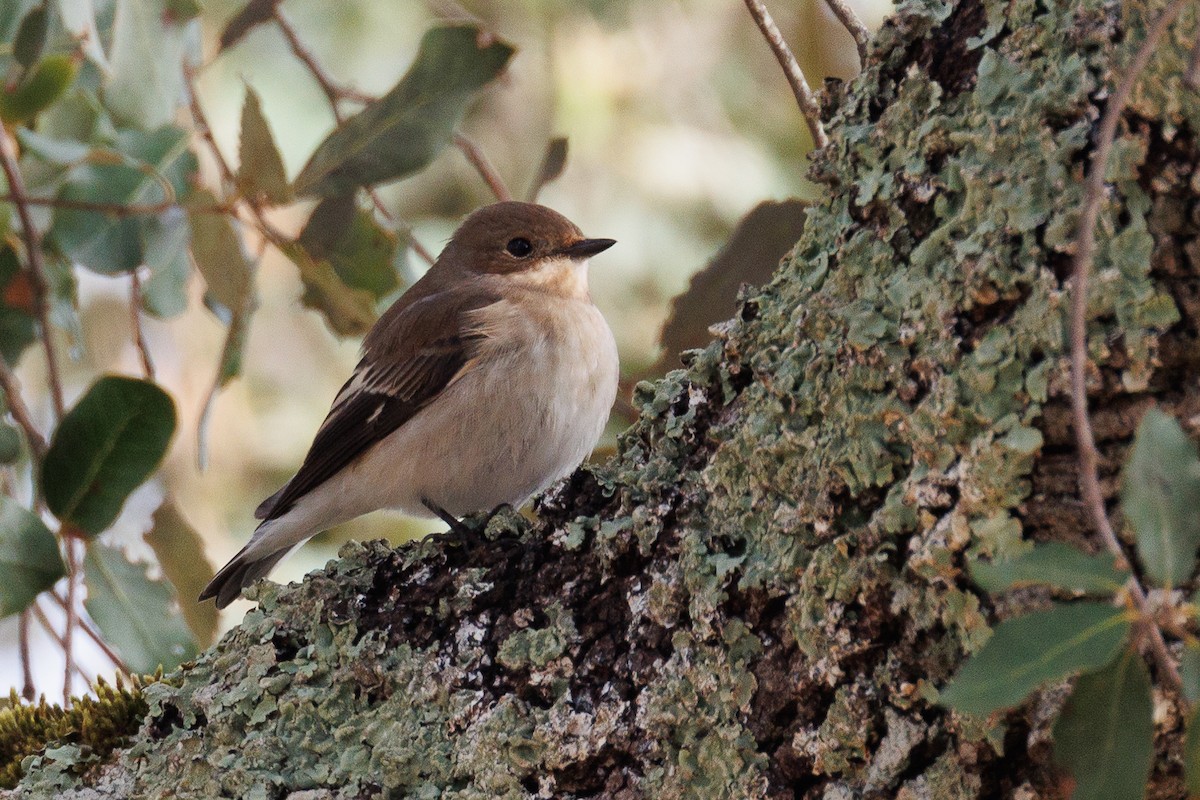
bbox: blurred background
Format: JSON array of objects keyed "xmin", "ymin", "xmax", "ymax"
[{"xmin": 2, "ymin": 0, "xmax": 890, "ymax": 692}]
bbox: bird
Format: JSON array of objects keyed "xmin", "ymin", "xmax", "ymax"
[{"xmin": 200, "ymin": 201, "xmax": 619, "ymax": 608}]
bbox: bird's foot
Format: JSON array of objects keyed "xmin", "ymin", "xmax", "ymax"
[{"xmin": 420, "ymin": 499, "xmax": 512, "ymax": 546}]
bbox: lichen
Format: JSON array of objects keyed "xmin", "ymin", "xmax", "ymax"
[{"xmin": 10, "ymin": 0, "xmax": 1198, "ymax": 796}]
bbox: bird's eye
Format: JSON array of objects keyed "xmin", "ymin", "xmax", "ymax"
[{"xmin": 506, "ymin": 237, "xmax": 533, "ymax": 257}]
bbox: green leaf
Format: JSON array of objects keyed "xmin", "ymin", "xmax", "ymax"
[
  {"xmin": 237, "ymin": 86, "xmax": 290, "ymax": 205},
  {"xmin": 139, "ymin": 208, "xmax": 191, "ymax": 318},
  {"xmin": 279, "ymin": 240, "xmax": 376, "ymax": 336},
  {"xmin": 1052, "ymin": 648, "xmax": 1153, "ymax": 800},
  {"xmin": 0, "ymin": 55, "xmax": 79, "ymax": 123},
  {"xmin": 50, "ymin": 126, "xmax": 198, "ymax": 275},
  {"xmin": 144, "ymin": 500, "xmax": 217, "ymax": 646},
  {"xmin": 56, "ymin": 0, "xmax": 110, "ymax": 71},
  {"xmin": 1186, "ymin": 707, "xmax": 1200, "ymax": 797},
  {"xmin": 105, "ymin": 0, "xmax": 194, "ymax": 130},
  {"xmin": 187, "ymin": 189, "xmax": 253, "ymax": 313},
  {"xmin": 939, "ymin": 602, "xmax": 1131, "ymax": 716},
  {"xmin": 1123, "ymin": 408, "xmax": 1200, "ymax": 588},
  {"xmin": 0, "ymin": 422, "xmax": 21, "ymax": 464},
  {"xmin": 0, "ymin": 496, "xmax": 65, "ymax": 618},
  {"xmin": 0, "ymin": 245, "xmax": 37, "ymax": 365},
  {"xmin": 526, "ymin": 136, "xmax": 568, "ymax": 201},
  {"xmin": 42, "ymin": 376, "xmax": 176, "ymax": 536},
  {"xmin": 969, "ymin": 542, "xmax": 1130, "ymax": 596},
  {"xmin": 299, "ymin": 196, "xmax": 399, "ymax": 299},
  {"xmin": 83, "ymin": 542, "xmax": 197, "ymax": 672},
  {"xmin": 13, "ymin": 4, "xmax": 49, "ymax": 69},
  {"xmin": 292, "ymin": 25, "xmax": 514, "ymax": 198}
]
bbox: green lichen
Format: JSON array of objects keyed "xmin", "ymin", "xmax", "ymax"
[{"xmin": 10, "ymin": 0, "xmax": 1198, "ymax": 796}]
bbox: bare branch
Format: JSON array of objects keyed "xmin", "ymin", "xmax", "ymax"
[
  {"xmin": 1068, "ymin": 0, "xmax": 1189, "ymax": 701},
  {"xmin": 61, "ymin": 534, "xmax": 78, "ymax": 704},
  {"xmin": 30, "ymin": 602, "xmax": 91, "ymax": 685},
  {"xmin": 272, "ymin": 6, "xmax": 371, "ymax": 123},
  {"xmin": 48, "ymin": 588, "xmax": 130, "ymax": 676},
  {"xmin": 822, "ymin": 0, "xmax": 870, "ymax": 63},
  {"xmin": 741, "ymin": 0, "xmax": 829, "ymax": 149},
  {"xmin": 453, "ymin": 132, "xmax": 514, "ymax": 202},
  {"xmin": 0, "ymin": 356, "xmax": 48, "ymax": 460},
  {"xmin": 19, "ymin": 609, "xmax": 34, "ymax": 700},
  {"xmin": 0, "ymin": 125, "xmax": 66, "ymax": 417},
  {"xmin": 129, "ymin": 271, "xmax": 155, "ymax": 380}
]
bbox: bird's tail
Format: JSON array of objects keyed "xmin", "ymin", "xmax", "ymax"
[{"xmin": 199, "ymin": 542, "xmax": 296, "ymax": 609}]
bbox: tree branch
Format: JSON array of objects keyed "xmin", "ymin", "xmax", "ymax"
[
  {"xmin": 742, "ymin": 0, "xmax": 829, "ymax": 149},
  {"xmin": 129, "ymin": 271, "xmax": 155, "ymax": 380},
  {"xmin": 453, "ymin": 132, "xmax": 513, "ymax": 202},
  {"xmin": 823, "ymin": 0, "xmax": 870, "ymax": 63},
  {"xmin": 19, "ymin": 609, "xmax": 34, "ymax": 700},
  {"xmin": 48, "ymin": 588, "xmax": 130, "ymax": 676},
  {"xmin": 1068, "ymin": 0, "xmax": 1189, "ymax": 700},
  {"xmin": 272, "ymin": 6, "xmax": 371, "ymax": 122},
  {"xmin": 0, "ymin": 356, "xmax": 48, "ymax": 460}
]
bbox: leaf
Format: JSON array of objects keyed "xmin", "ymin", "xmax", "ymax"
[
  {"xmin": 279, "ymin": 240, "xmax": 376, "ymax": 336},
  {"xmin": 219, "ymin": 0, "xmax": 280, "ymax": 51},
  {"xmin": 298, "ymin": 196, "xmax": 399, "ymax": 299},
  {"xmin": 0, "ymin": 55, "xmax": 79, "ymax": 124},
  {"xmin": 526, "ymin": 136, "xmax": 568, "ymax": 201},
  {"xmin": 1187, "ymin": 707, "xmax": 1200, "ymax": 797},
  {"xmin": 42, "ymin": 376, "xmax": 177, "ymax": 536},
  {"xmin": 83, "ymin": 542, "xmax": 197, "ymax": 672},
  {"xmin": 0, "ymin": 422, "xmax": 21, "ymax": 464},
  {"xmin": 237, "ymin": 86, "xmax": 290, "ymax": 205},
  {"xmin": 969, "ymin": 542, "xmax": 1130, "ymax": 596},
  {"xmin": 0, "ymin": 496, "xmax": 65, "ymax": 618},
  {"xmin": 939, "ymin": 602, "xmax": 1131, "ymax": 716},
  {"xmin": 1052, "ymin": 648, "xmax": 1153, "ymax": 800},
  {"xmin": 292, "ymin": 25, "xmax": 514, "ymax": 198},
  {"xmin": 655, "ymin": 199, "xmax": 809, "ymax": 374},
  {"xmin": 13, "ymin": 4, "xmax": 48, "ymax": 69},
  {"xmin": 139, "ymin": 208, "xmax": 191, "ymax": 318},
  {"xmin": 188, "ymin": 189, "xmax": 253, "ymax": 313},
  {"xmin": 56, "ymin": 0, "xmax": 110, "ymax": 72},
  {"xmin": 144, "ymin": 500, "xmax": 217, "ymax": 646},
  {"xmin": 105, "ymin": 0, "xmax": 193, "ymax": 130},
  {"xmin": 51, "ymin": 126, "xmax": 198, "ymax": 275},
  {"xmin": 0, "ymin": 245, "xmax": 37, "ymax": 365},
  {"xmin": 1122, "ymin": 408, "xmax": 1200, "ymax": 588}
]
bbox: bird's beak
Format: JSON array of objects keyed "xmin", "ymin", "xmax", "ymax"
[{"xmin": 559, "ymin": 238, "xmax": 616, "ymax": 259}]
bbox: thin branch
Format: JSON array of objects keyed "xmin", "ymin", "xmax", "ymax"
[
  {"xmin": 272, "ymin": 6, "xmax": 371, "ymax": 122},
  {"xmin": 453, "ymin": 132, "xmax": 514, "ymax": 202},
  {"xmin": 61, "ymin": 534, "xmax": 78, "ymax": 705},
  {"xmin": 129, "ymin": 272, "xmax": 155, "ymax": 380},
  {"xmin": 1068, "ymin": 0, "xmax": 1189, "ymax": 701},
  {"xmin": 0, "ymin": 193, "xmax": 228, "ymax": 217},
  {"xmin": 0, "ymin": 125, "xmax": 66, "ymax": 417},
  {"xmin": 366, "ymin": 188, "xmax": 435, "ymax": 265},
  {"xmin": 741, "ymin": 0, "xmax": 829, "ymax": 149},
  {"xmin": 19, "ymin": 609, "xmax": 34, "ymax": 700},
  {"xmin": 30, "ymin": 601, "xmax": 91, "ymax": 685},
  {"xmin": 0, "ymin": 356, "xmax": 47, "ymax": 459},
  {"xmin": 822, "ymin": 0, "xmax": 870, "ymax": 63},
  {"xmin": 48, "ymin": 588, "xmax": 130, "ymax": 675}
]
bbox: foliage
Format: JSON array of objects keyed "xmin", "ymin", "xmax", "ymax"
[{"xmin": 0, "ymin": 676, "xmax": 151, "ymax": 790}]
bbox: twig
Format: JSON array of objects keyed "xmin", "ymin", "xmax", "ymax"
[
  {"xmin": 30, "ymin": 601, "xmax": 91, "ymax": 684},
  {"xmin": 272, "ymin": 6, "xmax": 371, "ymax": 122},
  {"xmin": 61, "ymin": 534, "xmax": 78, "ymax": 705},
  {"xmin": 0, "ymin": 193, "xmax": 228, "ymax": 217},
  {"xmin": 0, "ymin": 126, "xmax": 66, "ymax": 417},
  {"xmin": 48, "ymin": 588, "xmax": 130, "ymax": 675},
  {"xmin": 1185, "ymin": 26, "xmax": 1200, "ymax": 90},
  {"xmin": 19, "ymin": 609, "xmax": 34, "ymax": 700},
  {"xmin": 0, "ymin": 356, "xmax": 47, "ymax": 459},
  {"xmin": 1068, "ymin": 0, "xmax": 1190, "ymax": 701},
  {"xmin": 129, "ymin": 271, "xmax": 155, "ymax": 380},
  {"xmin": 741, "ymin": 0, "xmax": 829, "ymax": 149},
  {"xmin": 822, "ymin": 0, "xmax": 870, "ymax": 63},
  {"xmin": 453, "ymin": 132, "xmax": 513, "ymax": 202}
]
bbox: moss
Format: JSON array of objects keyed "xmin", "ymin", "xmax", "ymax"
[{"xmin": 10, "ymin": 0, "xmax": 1198, "ymax": 796}]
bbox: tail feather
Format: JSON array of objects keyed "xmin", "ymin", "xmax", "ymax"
[{"xmin": 199, "ymin": 544, "xmax": 293, "ymax": 609}]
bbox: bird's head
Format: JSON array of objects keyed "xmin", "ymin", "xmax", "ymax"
[{"xmin": 438, "ymin": 201, "xmax": 615, "ymax": 297}]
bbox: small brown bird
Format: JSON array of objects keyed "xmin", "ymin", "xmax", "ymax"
[{"xmin": 201, "ymin": 202, "xmax": 619, "ymax": 608}]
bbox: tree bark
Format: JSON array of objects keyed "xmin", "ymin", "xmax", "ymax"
[{"xmin": 10, "ymin": 0, "xmax": 1200, "ymax": 796}]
